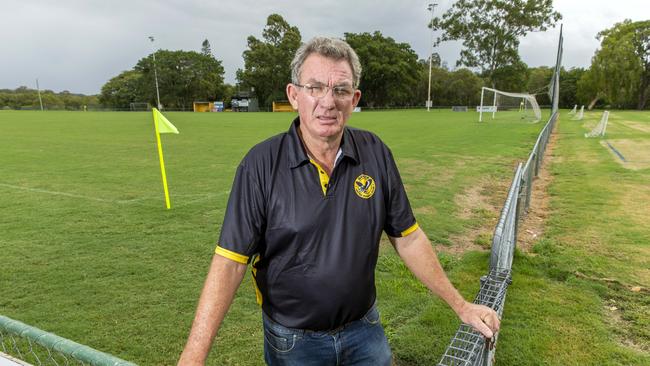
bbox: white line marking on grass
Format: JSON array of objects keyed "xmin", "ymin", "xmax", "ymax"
[
  {"xmin": 1, "ymin": 182, "xmax": 230, "ymax": 207},
  {"xmin": 115, "ymin": 197, "xmax": 153, "ymax": 204},
  {"xmin": 0, "ymin": 183, "xmax": 116, "ymax": 203},
  {"xmin": 172, "ymin": 191, "xmax": 230, "ymax": 208}
]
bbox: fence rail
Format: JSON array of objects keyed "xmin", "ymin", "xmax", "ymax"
[
  {"xmin": 438, "ymin": 111, "xmax": 559, "ymax": 366},
  {"xmin": 0, "ymin": 315, "xmax": 136, "ymax": 366}
]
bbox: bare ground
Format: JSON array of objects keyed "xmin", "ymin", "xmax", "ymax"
[
  {"xmin": 517, "ymin": 127, "xmax": 558, "ymax": 252},
  {"xmin": 619, "ymin": 120, "xmax": 650, "ymax": 134},
  {"xmin": 441, "ymin": 177, "xmax": 508, "ymax": 255},
  {"xmin": 600, "ymin": 139, "xmax": 650, "ymax": 170}
]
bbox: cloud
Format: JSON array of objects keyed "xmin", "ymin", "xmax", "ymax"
[{"xmin": 1, "ymin": 0, "xmax": 647, "ymax": 94}]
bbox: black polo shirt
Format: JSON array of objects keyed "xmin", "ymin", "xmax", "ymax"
[{"xmin": 216, "ymin": 117, "xmax": 418, "ymax": 331}]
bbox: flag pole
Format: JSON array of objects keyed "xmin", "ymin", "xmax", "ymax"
[{"xmin": 153, "ymin": 109, "xmax": 172, "ymax": 209}]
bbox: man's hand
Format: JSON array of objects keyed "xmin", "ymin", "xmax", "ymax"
[
  {"xmin": 456, "ymin": 302, "xmax": 500, "ymax": 338},
  {"xmin": 178, "ymin": 255, "xmax": 247, "ymax": 365},
  {"xmin": 390, "ymin": 229, "xmax": 502, "ymax": 339}
]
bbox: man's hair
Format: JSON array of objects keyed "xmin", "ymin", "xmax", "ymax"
[{"xmin": 290, "ymin": 37, "xmax": 362, "ymax": 89}]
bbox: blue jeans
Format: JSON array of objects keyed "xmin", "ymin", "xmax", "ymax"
[{"xmin": 262, "ymin": 304, "xmax": 392, "ymax": 366}]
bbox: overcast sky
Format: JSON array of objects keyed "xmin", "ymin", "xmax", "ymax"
[{"xmin": 1, "ymin": 0, "xmax": 648, "ymax": 95}]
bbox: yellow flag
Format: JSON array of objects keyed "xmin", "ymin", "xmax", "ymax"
[
  {"xmin": 153, "ymin": 108, "xmax": 179, "ymax": 134},
  {"xmin": 151, "ymin": 108, "xmax": 177, "ymax": 209}
]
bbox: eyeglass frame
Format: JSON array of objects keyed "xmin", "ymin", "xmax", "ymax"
[{"xmin": 293, "ymin": 83, "xmax": 357, "ymax": 100}]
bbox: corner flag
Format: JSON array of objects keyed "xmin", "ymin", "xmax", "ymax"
[
  {"xmin": 153, "ymin": 108, "xmax": 179, "ymax": 134},
  {"xmin": 152, "ymin": 108, "xmax": 179, "ymax": 209}
]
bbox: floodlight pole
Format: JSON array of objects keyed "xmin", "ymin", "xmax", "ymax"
[
  {"xmin": 149, "ymin": 36, "xmax": 162, "ymax": 110},
  {"xmin": 36, "ymin": 78, "xmax": 44, "ymax": 111},
  {"xmin": 426, "ymin": 3, "xmax": 438, "ymax": 112}
]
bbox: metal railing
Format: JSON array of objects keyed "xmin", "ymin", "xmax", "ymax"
[
  {"xmin": 0, "ymin": 315, "xmax": 136, "ymax": 366},
  {"xmin": 438, "ymin": 111, "xmax": 559, "ymax": 366}
]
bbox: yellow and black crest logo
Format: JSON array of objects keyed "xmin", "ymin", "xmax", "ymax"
[{"xmin": 354, "ymin": 174, "xmax": 376, "ymax": 199}]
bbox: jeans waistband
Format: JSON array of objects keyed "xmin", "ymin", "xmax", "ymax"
[{"xmin": 262, "ymin": 301, "xmax": 378, "ymax": 335}]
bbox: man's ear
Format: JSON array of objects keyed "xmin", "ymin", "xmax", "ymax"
[
  {"xmin": 352, "ymin": 89, "xmax": 362, "ymax": 107},
  {"xmin": 286, "ymin": 84, "xmax": 299, "ymax": 110}
]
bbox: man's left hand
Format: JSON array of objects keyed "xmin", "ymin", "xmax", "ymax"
[{"xmin": 456, "ymin": 302, "xmax": 500, "ymax": 338}]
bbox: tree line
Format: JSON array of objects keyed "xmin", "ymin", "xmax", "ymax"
[
  {"xmin": 0, "ymin": 87, "xmax": 99, "ymax": 110},
  {"xmin": 3, "ymin": 3, "xmax": 648, "ymax": 111}
]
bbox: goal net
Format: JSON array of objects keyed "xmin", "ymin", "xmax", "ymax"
[
  {"xmin": 130, "ymin": 102, "xmax": 151, "ymax": 111},
  {"xmin": 568, "ymin": 105, "xmax": 577, "ymax": 115},
  {"xmin": 478, "ymin": 87, "xmax": 541, "ymax": 123},
  {"xmin": 571, "ymin": 105, "xmax": 584, "ymax": 121},
  {"xmin": 585, "ymin": 111, "xmax": 609, "ymax": 138}
]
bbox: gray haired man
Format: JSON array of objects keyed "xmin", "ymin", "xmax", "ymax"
[{"xmin": 178, "ymin": 37, "xmax": 499, "ymax": 366}]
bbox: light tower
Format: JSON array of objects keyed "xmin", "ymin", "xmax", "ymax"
[
  {"xmin": 148, "ymin": 36, "xmax": 162, "ymax": 110},
  {"xmin": 426, "ymin": 3, "xmax": 438, "ymax": 112}
]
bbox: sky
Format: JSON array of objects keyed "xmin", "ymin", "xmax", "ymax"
[{"xmin": 1, "ymin": 0, "xmax": 648, "ymax": 95}]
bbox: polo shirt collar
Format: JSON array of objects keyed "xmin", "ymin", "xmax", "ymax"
[{"xmin": 287, "ymin": 117, "xmax": 360, "ymax": 168}]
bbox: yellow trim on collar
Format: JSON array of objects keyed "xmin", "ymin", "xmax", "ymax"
[
  {"xmin": 401, "ymin": 222, "xmax": 419, "ymax": 237},
  {"xmin": 309, "ymin": 159, "xmax": 330, "ymax": 196},
  {"xmin": 215, "ymin": 246, "xmax": 249, "ymax": 264}
]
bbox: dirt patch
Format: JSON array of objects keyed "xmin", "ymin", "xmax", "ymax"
[
  {"xmin": 413, "ymin": 205, "xmax": 437, "ymax": 216},
  {"xmin": 517, "ymin": 127, "xmax": 557, "ymax": 252},
  {"xmin": 398, "ymin": 158, "xmax": 436, "ymax": 181},
  {"xmin": 455, "ymin": 182, "xmax": 489, "ymax": 220},
  {"xmin": 600, "ymin": 139, "xmax": 650, "ymax": 170},
  {"xmin": 619, "ymin": 183, "xmax": 650, "ymax": 228},
  {"xmin": 619, "ymin": 120, "xmax": 650, "ymax": 134},
  {"xmin": 440, "ymin": 179, "xmax": 507, "ymax": 255},
  {"xmin": 603, "ymin": 298, "xmax": 650, "ymax": 353}
]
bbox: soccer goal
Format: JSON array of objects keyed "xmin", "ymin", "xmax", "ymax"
[
  {"xmin": 130, "ymin": 102, "xmax": 151, "ymax": 111},
  {"xmin": 568, "ymin": 105, "xmax": 577, "ymax": 115},
  {"xmin": 478, "ymin": 87, "xmax": 541, "ymax": 123},
  {"xmin": 585, "ymin": 111, "xmax": 609, "ymax": 138},
  {"xmin": 572, "ymin": 105, "xmax": 585, "ymax": 121}
]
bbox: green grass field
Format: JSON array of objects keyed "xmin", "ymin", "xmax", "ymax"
[{"xmin": 0, "ymin": 109, "xmax": 648, "ymax": 365}]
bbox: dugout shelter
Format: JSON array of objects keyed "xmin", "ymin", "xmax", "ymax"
[
  {"xmin": 272, "ymin": 101, "xmax": 294, "ymax": 112},
  {"xmin": 193, "ymin": 101, "xmax": 214, "ymax": 112}
]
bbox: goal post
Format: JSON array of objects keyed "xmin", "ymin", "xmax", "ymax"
[
  {"xmin": 572, "ymin": 105, "xmax": 585, "ymax": 121},
  {"xmin": 585, "ymin": 111, "xmax": 609, "ymax": 138},
  {"xmin": 478, "ymin": 87, "xmax": 542, "ymax": 123},
  {"xmin": 568, "ymin": 104, "xmax": 577, "ymax": 115},
  {"xmin": 129, "ymin": 102, "xmax": 151, "ymax": 111}
]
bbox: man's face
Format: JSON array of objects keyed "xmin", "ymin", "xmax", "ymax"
[{"xmin": 287, "ymin": 54, "xmax": 361, "ymax": 142}]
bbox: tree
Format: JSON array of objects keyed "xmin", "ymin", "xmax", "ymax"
[
  {"xmin": 345, "ymin": 31, "xmax": 421, "ymax": 107},
  {"xmin": 221, "ymin": 83, "xmax": 236, "ymax": 108},
  {"xmin": 558, "ymin": 67, "xmax": 585, "ymax": 108},
  {"xmin": 489, "ymin": 59, "xmax": 530, "ymax": 92},
  {"xmin": 431, "ymin": 0, "xmax": 561, "ymax": 87},
  {"xmin": 526, "ymin": 66, "xmax": 553, "ymax": 105},
  {"xmin": 99, "ymin": 70, "xmax": 143, "ymax": 109},
  {"xmin": 577, "ymin": 68, "xmax": 606, "ymax": 110},
  {"xmin": 237, "ymin": 14, "xmax": 301, "ymax": 108},
  {"xmin": 134, "ymin": 50, "xmax": 225, "ymax": 109},
  {"xmin": 201, "ymin": 39, "xmax": 212, "ymax": 57},
  {"xmin": 587, "ymin": 20, "xmax": 650, "ymax": 109},
  {"xmin": 448, "ymin": 68, "xmax": 483, "ymax": 106},
  {"xmin": 1, "ymin": 87, "xmax": 99, "ymax": 110}
]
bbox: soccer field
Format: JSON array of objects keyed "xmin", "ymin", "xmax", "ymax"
[{"xmin": 1, "ymin": 109, "xmax": 648, "ymax": 365}]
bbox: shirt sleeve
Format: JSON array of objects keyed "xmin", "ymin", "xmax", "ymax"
[
  {"xmin": 382, "ymin": 146, "xmax": 418, "ymax": 238},
  {"xmin": 216, "ymin": 162, "xmax": 266, "ymax": 264}
]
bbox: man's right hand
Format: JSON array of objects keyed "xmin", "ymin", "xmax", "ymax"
[
  {"xmin": 178, "ymin": 254, "xmax": 248, "ymax": 365},
  {"xmin": 456, "ymin": 301, "xmax": 500, "ymax": 339}
]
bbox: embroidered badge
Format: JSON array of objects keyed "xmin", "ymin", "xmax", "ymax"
[{"xmin": 354, "ymin": 174, "xmax": 376, "ymax": 199}]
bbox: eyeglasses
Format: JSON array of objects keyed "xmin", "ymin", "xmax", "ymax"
[{"xmin": 294, "ymin": 83, "xmax": 355, "ymax": 100}]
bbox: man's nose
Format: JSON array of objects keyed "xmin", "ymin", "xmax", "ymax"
[{"xmin": 319, "ymin": 87, "xmax": 336, "ymax": 108}]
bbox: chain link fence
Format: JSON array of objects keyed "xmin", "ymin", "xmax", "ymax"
[
  {"xmin": 438, "ymin": 110, "xmax": 559, "ymax": 366},
  {"xmin": 0, "ymin": 315, "xmax": 135, "ymax": 366}
]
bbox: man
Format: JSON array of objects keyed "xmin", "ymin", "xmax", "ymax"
[{"xmin": 178, "ymin": 37, "xmax": 499, "ymax": 366}]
